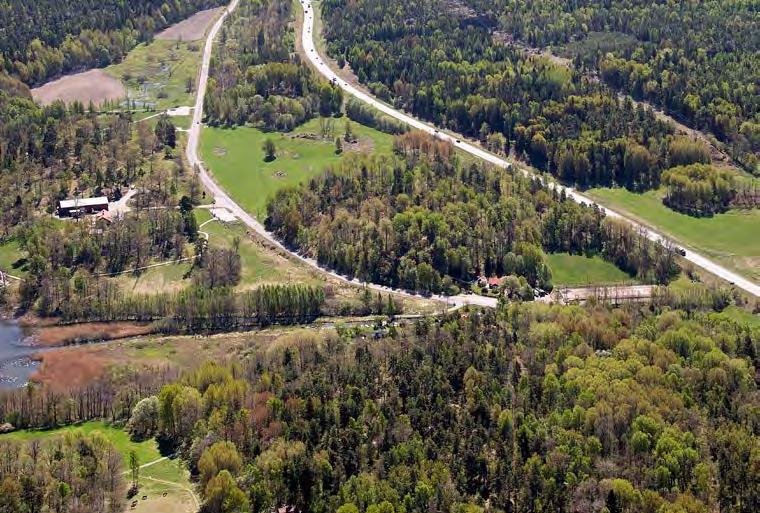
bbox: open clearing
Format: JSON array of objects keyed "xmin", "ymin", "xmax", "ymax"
[
  {"xmin": 31, "ymin": 69, "xmax": 126, "ymax": 106},
  {"xmin": 200, "ymin": 117, "xmax": 394, "ymax": 219},
  {"xmin": 586, "ymin": 187, "xmax": 760, "ymax": 282},
  {"xmin": 717, "ymin": 306, "xmax": 760, "ymax": 328},
  {"xmin": 546, "ymin": 252, "xmax": 637, "ymax": 287},
  {"xmin": 204, "ymin": 220, "xmax": 321, "ymax": 289},
  {"xmin": 128, "ymin": 458, "xmax": 198, "ymax": 513},
  {"xmin": 156, "ymin": 7, "xmax": 223, "ymax": 41},
  {"xmin": 115, "ymin": 261, "xmax": 195, "ymax": 295},
  {"xmin": 113, "ymin": 214, "xmax": 321, "ymax": 295}
]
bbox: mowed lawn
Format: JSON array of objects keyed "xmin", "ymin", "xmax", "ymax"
[
  {"xmin": 586, "ymin": 187, "xmax": 760, "ymax": 282},
  {"xmin": 0, "ymin": 421, "xmax": 161, "ymax": 467},
  {"xmin": 546, "ymin": 252, "xmax": 636, "ymax": 287},
  {"xmin": 200, "ymin": 117, "xmax": 394, "ymax": 219}
]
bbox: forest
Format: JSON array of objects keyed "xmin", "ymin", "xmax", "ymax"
[
  {"xmin": 4, "ymin": 286, "xmax": 757, "ymax": 513},
  {"xmin": 204, "ymin": 0, "xmax": 343, "ymax": 129},
  {"xmin": 318, "ymin": 0, "xmax": 757, "ymax": 218},
  {"xmin": 462, "ymin": 0, "xmax": 760, "ymax": 174},
  {"xmin": 0, "ymin": 0, "xmax": 226, "ymax": 85},
  {"xmin": 266, "ymin": 132, "xmax": 679, "ymax": 295}
]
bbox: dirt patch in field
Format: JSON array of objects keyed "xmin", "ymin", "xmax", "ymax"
[
  {"xmin": 31, "ymin": 69, "xmax": 126, "ymax": 106},
  {"xmin": 33, "ymin": 322, "xmax": 156, "ymax": 347},
  {"xmin": 156, "ymin": 8, "xmax": 223, "ymax": 41},
  {"xmin": 126, "ymin": 486, "xmax": 197, "ymax": 513},
  {"xmin": 346, "ymin": 136, "xmax": 375, "ymax": 154}
]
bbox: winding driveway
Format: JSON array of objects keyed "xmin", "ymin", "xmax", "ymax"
[{"xmin": 186, "ymin": 0, "xmax": 759, "ymax": 301}]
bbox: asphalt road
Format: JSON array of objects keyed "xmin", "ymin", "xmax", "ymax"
[
  {"xmin": 185, "ymin": 0, "xmax": 758, "ymax": 303},
  {"xmin": 185, "ymin": 0, "xmax": 491, "ymax": 309},
  {"xmin": 297, "ymin": 0, "xmax": 759, "ymax": 299}
]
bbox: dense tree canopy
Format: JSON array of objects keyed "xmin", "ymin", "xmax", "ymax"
[
  {"xmin": 266, "ymin": 133, "xmax": 679, "ymax": 294},
  {"xmin": 136, "ymin": 296, "xmax": 759, "ymax": 513},
  {"xmin": 320, "ymin": 0, "xmax": 688, "ymax": 192},
  {"xmin": 0, "ymin": 431, "xmax": 125, "ymax": 512},
  {"xmin": 463, "ymin": 0, "xmax": 760, "ymax": 173}
]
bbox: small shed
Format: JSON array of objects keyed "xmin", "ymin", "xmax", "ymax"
[{"xmin": 58, "ymin": 196, "xmax": 109, "ymax": 217}]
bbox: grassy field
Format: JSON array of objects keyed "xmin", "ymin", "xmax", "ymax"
[
  {"xmin": 134, "ymin": 458, "xmax": 198, "ymax": 513},
  {"xmin": 546, "ymin": 252, "xmax": 636, "ymax": 287},
  {"xmin": 717, "ymin": 306, "xmax": 760, "ymax": 328},
  {"xmin": 586, "ymin": 187, "xmax": 760, "ymax": 282},
  {"xmin": 203, "ymin": 219, "xmax": 321, "ymax": 289},
  {"xmin": 0, "ymin": 238, "xmax": 25, "ymax": 276},
  {"xmin": 107, "ymin": 39, "xmax": 202, "ymax": 111},
  {"xmin": 200, "ymin": 117, "xmax": 394, "ymax": 219},
  {"xmin": 115, "ymin": 261, "xmax": 195, "ymax": 295},
  {"xmin": 114, "ymin": 205, "xmax": 323, "ymax": 294},
  {"xmin": 0, "ymin": 421, "xmax": 160, "ymax": 467}
]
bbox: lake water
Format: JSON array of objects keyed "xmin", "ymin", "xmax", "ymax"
[{"xmin": 0, "ymin": 320, "xmax": 38, "ymax": 390}]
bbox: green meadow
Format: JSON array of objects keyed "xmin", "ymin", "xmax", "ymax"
[
  {"xmin": 586, "ymin": 187, "xmax": 760, "ymax": 282},
  {"xmin": 546, "ymin": 252, "xmax": 636, "ymax": 287},
  {"xmin": 200, "ymin": 117, "xmax": 394, "ymax": 219}
]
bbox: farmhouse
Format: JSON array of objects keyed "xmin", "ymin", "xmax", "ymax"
[
  {"xmin": 58, "ymin": 196, "xmax": 109, "ymax": 217},
  {"xmin": 477, "ymin": 275, "xmax": 506, "ymax": 290}
]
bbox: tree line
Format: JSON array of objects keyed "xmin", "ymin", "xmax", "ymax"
[
  {"xmin": 28, "ymin": 274, "xmax": 325, "ymax": 329},
  {"xmin": 266, "ymin": 132, "xmax": 678, "ymax": 295}
]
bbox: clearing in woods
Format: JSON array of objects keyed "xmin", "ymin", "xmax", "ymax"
[
  {"xmin": 156, "ymin": 7, "xmax": 224, "ymax": 41},
  {"xmin": 545, "ymin": 252, "xmax": 637, "ymax": 287},
  {"xmin": 200, "ymin": 117, "xmax": 394, "ymax": 219}
]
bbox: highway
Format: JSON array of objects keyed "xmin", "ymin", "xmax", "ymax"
[
  {"xmin": 186, "ymin": 0, "xmax": 759, "ymax": 302},
  {"xmin": 297, "ymin": 0, "xmax": 759, "ymax": 298}
]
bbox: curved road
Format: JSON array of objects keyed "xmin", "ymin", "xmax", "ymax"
[
  {"xmin": 186, "ymin": 0, "xmax": 492, "ymax": 309},
  {"xmin": 187, "ymin": 0, "xmax": 759, "ymax": 301},
  {"xmin": 297, "ymin": 1, "xmax": 759, "ymax": 298}
]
